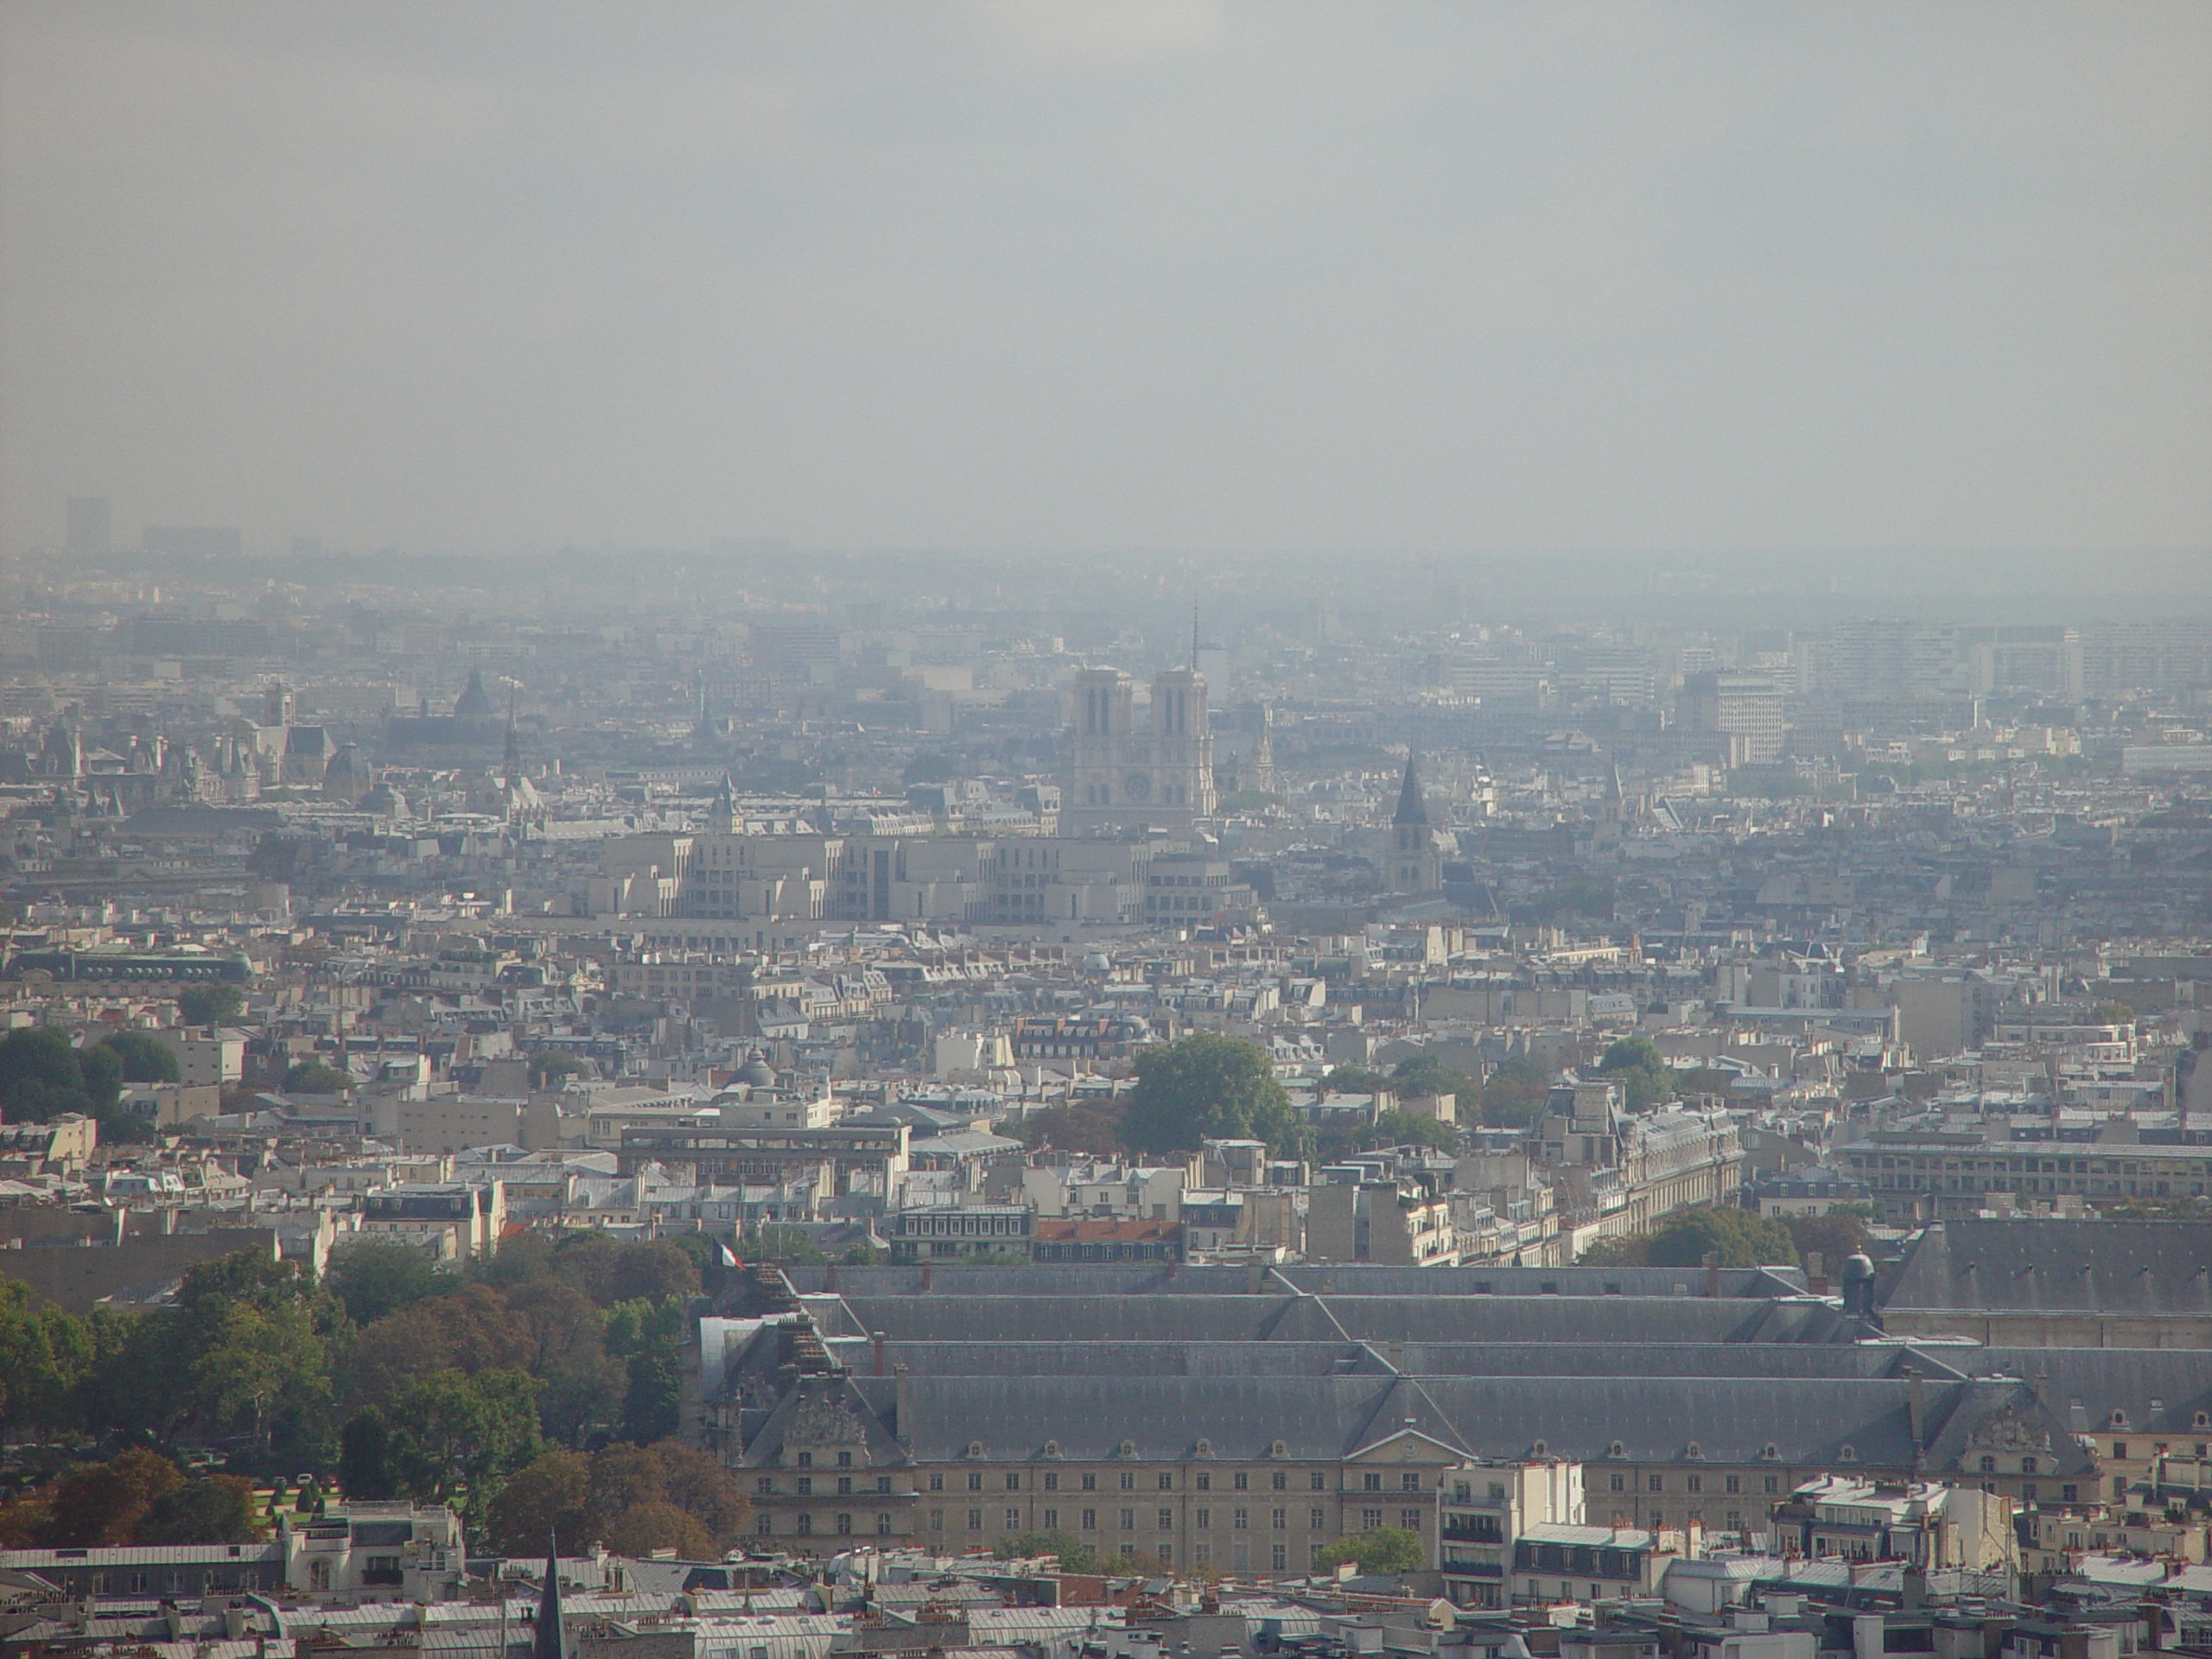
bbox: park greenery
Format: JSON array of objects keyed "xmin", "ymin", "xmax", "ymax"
[
  {"xmin": 0, "ymin": 1027, "xmax": 164, "ymax": 1141},
  {"xmin": 176, "ymin": 983, "xmax": 245, "ymax": 1027},
  {"xmin": 1576, "ymin": 1203, "xmax": 1877, "ymax": 1269},
  {"xmin": 1121, "ymin": 1034, "xmax": 1313, "ymax": 1160},
  {"xmin": 1595, "ymin": 1035, "xmax": 1680, "ymax": 1110},
  {"xmin": 0, "ymin": 1231, "xmax": 736, "ymax": 1550},
  {"xmin": 1023, "ymin": 1037, "xmax": 1575, "ymax": 1159},
  {"xmin": 1318, "ymin": 1526, "xmax": 1425, "ymax": 1574},
  {"xmin": 0, "ymin": 1446, "xmax": 263, "ymax": 1548}
]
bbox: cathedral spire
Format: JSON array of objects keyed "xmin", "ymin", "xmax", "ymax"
[
  {"xmin": 1393, "ymin": 750, "xmax": 1430, "ymax": 828},
  {"xmin": 533, "ymin": 1534, "xmax": 565, "ymax": 1659}
]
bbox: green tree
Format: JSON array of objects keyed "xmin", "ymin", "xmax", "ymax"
[
  {"xmin": 0, "ymin": 1027, "xmax": 111, "ymax": 1122},
  {"xmin": 39, "ymin": 1449, "xmax": 182, "ymax": 1545},
  {"xmin": 172, "ymin": 1251, "xmax": 345, "ymax": 1456},
  {"xmin": 325, "ymin": 1239, "xmax": 460, "ymax": 1326},
  {"xmin": 648, "ymin": 1440, "xmax": 748, "ymax": 1544},
  {"xmin": 1582, "ymin": 1205, "xmax": 1798, "ymax": 1269},
  {"xmin": 283, "ymin": 1058, "xmax": 353, "ymax": 1094},
  {"xmin": 72, "ymin": 1307, "xmax": 187, "ymax": 1441},
  {"xmin": 1319, "ymin": 1527, "xmax": 1424, "ymax": 1574},
  {"xmin": 2088, "ymin": 1001, "xmax": 2137, "ymax": 1030},
  {"xmin": 601, "ymin": 1500, "xmax": 713, "ymax": 1559},
  {"xmin": 176, "ymin": 983, "xmax": 245, "ymax": 1027},
  {"xmin": 1122, "ymin": 1034, "xmax": 1312, "ymax": 1158},
  {"xmin": 499, "ymin": 1279, "xmax": 624, "ymax": 1446},
  {"xmin": 94, "ymin": 1031, "xmax": 181, "ymax": 1083},
  {"xmin": 339, "ymin": 1408, "xmax": 401, "ymax": 1501},
  {"xmin": 605, "ymin": 1295, "xmax": 687, "ymax": 1446},
  {"xmin": 346, "ymin": 1284, "xmax": 534, "ymax": 1407},
  {"xmin": 484, "ymin": 1448, "xmax": 591, "ymax": 1556},
  {"xmin": 1391, "ymin": 1054, "xmax": 1481, "ymax": 1103},
  {"xmin": 1016, "ymin": 1099, "xmax": 1127, "ymax": 1156},
  {"xmin": 191, "ymin": 1299, "xmax": 333, "ymax": 1453},
  {"xmin": 0, "ymin": 1278, "xmax": 93, "ymax": 1436},
  {"xmin": 1368, "ymin": 1111, "xmax": 1461, "ymax": 1152},
  {"xmin": 1779, "ymin": 1205, "xmax": 1878, "ymax": 1268},
  {"xmin": 1597, "ymin": 1036, "xmax": 1680, "ymax": 1110},
  {"xmin": 1646, "ymin": 1205, "xmax": 1795, "ymax": 1268},
  {"xmin": 996, "ymin": 1529, "xmax": 1096, "ymax": 1571},
  {"xmin": 389, "ymin": 1368, "xmax": 543, "ymax": 1506},
  {"xmin": 473, "ymin": 1231, "xmax": 556, "ymax": 1288},
  {"xmin": 1477, "ymin": 1055, "xmax": 1550, "ymax": 1128},
  {"xmin": 137, "ymin": 1476, "xmax": 264, "ymax": 1544}
]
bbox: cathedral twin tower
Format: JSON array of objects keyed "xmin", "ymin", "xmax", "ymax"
[{"xmin": 1064, "ymin": 665, "xmax": 1217, "ymax": 833}]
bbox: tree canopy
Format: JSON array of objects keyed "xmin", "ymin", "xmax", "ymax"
[
  {"xmin": 485, "ymin": 1440, "xmax": 747, "ymax": 1558},
  {"xmin": 1596, "ymin": 1035, "xmax": 1680, "ymax": 1110},
  {"xmin": 1476, "ymin": 1055, "xmax": 1551, "ymax": 1128},
  {"xmin": 1319, "ymin": 1526, "xmax": 1424, "ymax": 1574},
  {"xmin": 0, "ymin": 1449, "xmax": 263, "ymax": 1549},
  {"xmin": 0, "ymin": 1027, "xmax": 121, "ymax": 1123},
  {"xmin": 1577, "ymin": 1204, "xmax": 1797, "ymax": 1268},
  {"xmin": 97, "ymin": 1030, "xmax": 181, "ymax": 1083},
  {"xmin": 176, "ymin": 983, "xmax": 245, "ymax": 1027},
  {"xmin": 283, "ymin": 1058, "xmax": 354, "ymax": 1095},
  {"xmin": 1121, "ymin": 1034, "xmax": 1312, "ymax": 1159}
]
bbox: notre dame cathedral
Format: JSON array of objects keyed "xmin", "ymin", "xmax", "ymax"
[{"xmin": 1062, "ymin": 664, "xmax": 1217, "ymax": 834}]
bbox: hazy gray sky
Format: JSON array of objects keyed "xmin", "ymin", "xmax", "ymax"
[{"xmin": 4, "ymin": 1, "xmax": 2208, "ymax": 558}]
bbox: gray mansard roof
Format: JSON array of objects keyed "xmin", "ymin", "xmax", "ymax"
[{"xmin": 1885, "ymin": 1219, "xmax": 2212, "ymax": 1316}]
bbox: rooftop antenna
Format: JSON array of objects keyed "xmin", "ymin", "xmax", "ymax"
[{"xmin": 1191, "ymin": 599, "xmax": 1199, "ymax": 673}]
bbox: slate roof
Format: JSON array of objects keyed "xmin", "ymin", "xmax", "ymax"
[
  {"xmin": 1306, "ymin": 1294, "xmax": 1839, "ymax": 1345},
  {"xmin": 820, "ymin": 1338, "xmax": 1382, "ymax": 1377},
  {"xmin": 1414, "ymin": 1375, "xmax": 1930, "ymax": 1467},
  {"xmin": 1885, "ymin": 1219, "xmax": 2212, "ymax": 1315},
  {"xmin": 824, "ymin": 1288, "xmax": 1849, "ymax": 1346},
  {"xmin": 789, "ymin": 1262, "xmax": 1810, "ymax": 1300},
  {"xmin": 1970, "ymin": 1346, "xmax": 2212, "ymax": 1433},
  {"xmin": 834, "ymin": 1294, "xmax": 1303, "ymax": 1343},
  {"xmin": 826, "ymin": 1370, "xmax": 1948, "ymax": 1470},
  {"xmin": 842, "ymin": 1372, "xmax": 1464, "ymax": 1462},
  {"xmin": 1389, "ymin": 1341, "xmax": 1942, "ymax": 1380}
]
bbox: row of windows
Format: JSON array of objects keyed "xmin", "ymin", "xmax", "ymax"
[
  {"xmin": 1605, "ymin": 1472, "xmax": 1782, "ymax": 1494},
  {"xmin": 760, "ymin": 1474, "xmax": 895, "ymax": 1495},
  {"xmin": 911, "ymin": 1505, "xmax": 1424, "ymax": 1535},
  {"xmin": 906, "ymin": 1467, "xmax": 1393, "ymax": 1492},
  {"xmin": 754, "ymin": 1512, "xmax": 893, "ymax": 1536}
]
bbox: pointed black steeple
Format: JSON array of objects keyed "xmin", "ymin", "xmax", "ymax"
[
  {"xmin": 1392, "ymin": 751, "xmax": 1430, "ymax": 828},
  {"xmin": 533, "ymin": 1535, "xmax": 565, "ymax": 1659}
]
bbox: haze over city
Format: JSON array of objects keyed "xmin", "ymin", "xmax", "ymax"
[
  {"xmin": 6, "ymin": 1, "xmax": 2209, "ymax": 561},
  {"xmin": 3, "ymin": 2, "xmax": 2212, "ymax": 1652}
]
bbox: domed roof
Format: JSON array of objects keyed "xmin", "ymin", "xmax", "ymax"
[
  {"xmin": 1840, "ymin": 1252, "xmax": 1876, "ymax": 1281},
  {"xmin": 738, "ymin": 1047, "xmax": 776, "ymax": 1089}
]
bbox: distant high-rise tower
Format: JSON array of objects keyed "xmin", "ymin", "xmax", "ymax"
[
  {"xmin": 66, "ymin": 497, "xmax": 110, "ymax": 555},
  {"xmin": 1064, "ymin": 664, "xmax": 1216, "ymax": 832}
]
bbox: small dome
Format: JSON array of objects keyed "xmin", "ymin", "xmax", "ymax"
[
  {"xmin": 1084, "ymin": 953, "xmax": 1111, "ymax": 974},
  {"xmin": 1840, "ymin": 1253, "xmax": 1876, "ymax": 1281},
  {"xmin": 739, "ymin": 1047, "xmax": 776, "ymax": 1089}
]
